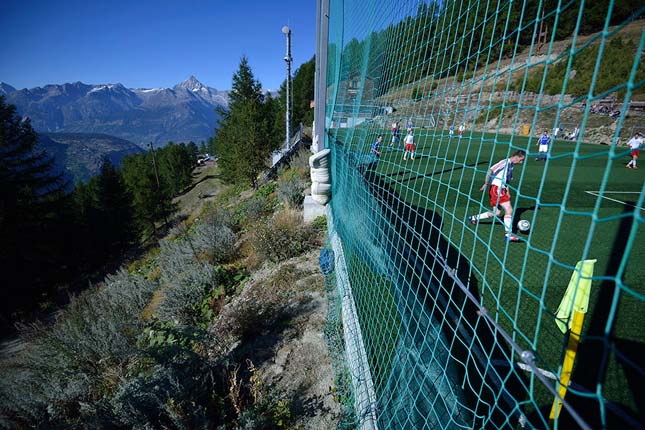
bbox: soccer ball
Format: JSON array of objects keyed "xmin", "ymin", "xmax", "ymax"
[{"xmin": 517, "ymin": 219, "xmax": 531, "ymax": 232}]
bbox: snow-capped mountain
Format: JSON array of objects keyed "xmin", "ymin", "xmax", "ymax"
[
  {"xmin": 1, "ymin": 77, "xmax": 229, "ymax": 147},
  {"xmin": 0, "ymin": 82, "xmax": 16, "ymax": 96},
  {"xmin": 171, "ymin": 75, "xmax": 229, "ymax": 106}
]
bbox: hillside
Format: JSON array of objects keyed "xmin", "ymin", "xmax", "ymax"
[
  {"xmin": 0, "ymin": 151, "xmax": 341, "ymax": 429},
  {"xmin": 38, "ymin": 132, "xmax": 143, "ymax": 184},
  {"xmin": 378, "ymin": 19, "xmax": 645, "ymax": 144}
]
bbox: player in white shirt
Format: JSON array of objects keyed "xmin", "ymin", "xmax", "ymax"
[
  {"xmin": 467, "ymin": 150, "xmax": 526, "ymax": 242},
  {"xmin": 403, "ymin": 129, "xmax": 415, "ymax": 161},
  {"xmin": 626, "ymin": 132, "xmax": 643, "ymax": 169},
  {"xmin": 390, "ymin": 120, "xmax": 400, "ymax": 147}
]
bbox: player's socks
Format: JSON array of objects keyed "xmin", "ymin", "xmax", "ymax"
[{"xmin": 504, "ymin": 215, "xmax": 512, "ymax": 233}]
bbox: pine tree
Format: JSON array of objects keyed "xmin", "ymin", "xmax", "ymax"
[
  {"xmin": 121, "ymin": 152, "xmax": 173, "ymax": 237},
  {"xmin": 214, "ymin": 57, "xmax": 279, "ymax": 189},
  {"xmin": 187, "ymin": 141, "xmax": 199, "ymax": 166},
  {"xmin": 94, "ymin": 158, "xmax": 137, "ymax": 251},
  {"xmin": 291, "ymin": 56, "xmax": 316, "ymax": 128},
  {"xmin": 72, "ymin": 158, "xmax": 137, "ymax": 266},
  {"xmin": 0, "ymin": 96, "xmax": 72, "ymax": 316},
  {"xmin": 158, "ymin": 142, "xmax": 193, "ymax": 195},
  {"xmin": 265, "ymin": 91, "xmax": 284, "ymax": 151}
]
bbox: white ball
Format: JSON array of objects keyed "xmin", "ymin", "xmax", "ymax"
[{"xmin": 517, "ymin": 219, "xmax": 531, "ymax": 232}]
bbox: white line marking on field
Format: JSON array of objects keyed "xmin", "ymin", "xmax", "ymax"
[{"xmin": 585, "ymin": 191, "xmax": 644, "ymax": 211}]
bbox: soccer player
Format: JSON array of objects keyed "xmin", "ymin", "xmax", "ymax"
[
  {"xmin": 626, "ymin": 132, "xmax": 643, "ymax": 169},
  {"xmin": 391, "ymin": 133, "xmax": 400, "ymax": 149},
  {"xmin": 536, "ymin": 130, "xmax": 550, "ymax": 161},
  {"xmin": 390, "ymin": 120, "xmax": 400, "ymax": 148},
  {"xmin": 468, "ymin": 150, "xmax": 526, "ymax": 242},
  {"xmin": 390, "ymin": 121, "xmax": 399, "ymax": 146},
  {"xmin": 403, "ymin": 129, "xmax": 415, "ymax": 161},
  {"xmin": 368, "ymin": 135, "xmax": 382, "ymax": 171},
  {"xmin": 458, "ymin": 123, "xmax": 465, "ymax": 137},
  {"xmin": 449, "ymin": 125, "xmax": 455, "ymax": 136}
]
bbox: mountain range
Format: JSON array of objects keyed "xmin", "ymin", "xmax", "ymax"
[{"xmin": 1, "ymin": 76, "xmax": 229, "ymax": 147}]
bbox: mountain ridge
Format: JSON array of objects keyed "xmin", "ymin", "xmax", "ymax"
[{"xmin": 1, "ymin": 77, "xmax": 229, "ymax": 147}]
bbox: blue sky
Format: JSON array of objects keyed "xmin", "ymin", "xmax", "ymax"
[{"xmin": 0, "ymin": 0, "xmax": 316, "ymax": 91}]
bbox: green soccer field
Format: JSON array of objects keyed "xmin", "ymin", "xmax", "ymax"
[{"xmin": 333, "ymin": 126, "xmax": 644, "ymax": 420}]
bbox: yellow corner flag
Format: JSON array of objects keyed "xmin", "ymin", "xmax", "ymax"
[
  {"xmin": 550, "ymin": 259, "xmax": 597, "ymax": 422},
  {"xmin": 555, "ymin": 259, "xmax": 597, "ymax": 334}
]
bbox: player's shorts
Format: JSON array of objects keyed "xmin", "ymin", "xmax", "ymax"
[
  {"xmin": 631, "ymin": 149, "xmax": 640, "ymax": 157},
  {"xmin": 538, "ymin": 144, "xmax": 549, "ymax": 153},
  {"xmin": 405, "ymin": 143, "xmax": 415, "ymax": 151},
  {"xmin": 489, "ymin": 185, "xmax": 510, "ymax": 207}
]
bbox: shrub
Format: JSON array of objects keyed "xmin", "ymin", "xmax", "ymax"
[
  {"xmin": 188, "ymin": 211, "xmax": 237, "ymax": 264},
  {"xmin": 98, "ymin": 345, "xmax": 228, "ymax": 429},
  {"xmin": 277, "ymin": 169, "xmax": 307, "ymax": 209},
  {"xmin": 154, "ymin": 240, "xmax": 216, "ymax": 325},
  {"xmin": 287, "ymin": 149, "xmax": 312, "ymax": 180},
  {"xmin": 311, "ymin": 215, "xmax": 328, "ymax": 232},
  {"xmin": 0, "ymin": 270, "xmax": 157, "ymax": 427},
  {"xmin": 212, "ymin": 263, "xmax": 305, "ymax": 348},
  {"xmin": 233, "ymin": 191, "xmax": 277, "ymax": 229},
  {"xmin": 154, "ymin": 211, "xmax": 239, "ymax": 325},
  {"xmin": 252, "ymin": 210, "xmax": 320, "ymax": 263}
]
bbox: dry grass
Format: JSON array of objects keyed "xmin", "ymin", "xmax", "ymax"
[
  {"xmin": 173, "ymin": 164, "xmax": 227, "ymax": 225},
  {"xmin": 141, "ymin": 288, "xmax": 165, "ymax": 321}
]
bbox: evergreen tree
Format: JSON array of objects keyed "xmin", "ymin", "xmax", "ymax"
[
  {"xmin": 291, "ymin": 56, "xmax": 316, "ymax": 128},
  {"xmin": 72, "ymin": 158, "xmax": 137, "ymax": 265},
  {"xmin": 214, "ymin": 57, "xmax": 279, "ymax": 188},
  {"xmin": 228, "ymin": 56, "xmax": 264, "ymax": 106},
  {"xmin": 158, "ymin": 142, "xmax": 193, "ymax": 195},
  {"xmin": 94, "ymin": 158, "xmax": 137, "ymax": 252},
  {"xmin": 0, "ymin": 97, "xmax": 72, "ymax": 316},
  {"xmin": 121, "ymin": 151, "xmax": 173, "ymax": 236},
  {"xmin": 264, "ymin": 91, "xmax": 284, "ymax": 151},
  {"xmin": 187, "ymin": 141, "xmax": 199, "ymax": 165}
]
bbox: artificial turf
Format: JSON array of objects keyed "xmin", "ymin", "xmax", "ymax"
[{"xmin": 331, "ymin": 126, "xmax": 644, "ymax": 426}]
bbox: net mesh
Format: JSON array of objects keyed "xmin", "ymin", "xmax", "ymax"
[{"xmin": 319, "ymin": 1, "xmax": 645, "ymax": 429}]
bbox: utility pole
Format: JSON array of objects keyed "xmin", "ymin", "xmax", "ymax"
[
  {"xmin": 148, "ymin": 142, "xmax": 169, "ymax": 231},
  {"xmin": 282, "ymin": 25, "xmax": 292, "ymax": 149}
]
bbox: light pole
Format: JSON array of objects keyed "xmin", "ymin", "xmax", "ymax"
[{"xmin": 282, "ymin": 25, "xmax": 292, "ymax": 149}]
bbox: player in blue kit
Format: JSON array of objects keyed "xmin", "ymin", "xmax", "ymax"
[{"xmin": 536, "ymin": 130, "xmax": 550, "ymax": 161}]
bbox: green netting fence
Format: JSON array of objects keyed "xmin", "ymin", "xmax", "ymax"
[{"xmin": 317, "ymin": 0, "xmax": 645, "ymax": 429}]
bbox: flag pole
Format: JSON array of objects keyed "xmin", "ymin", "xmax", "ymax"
[
  {"xmin": 550, "ymin": 259, "xmax": 596, "ymax": 425},
  {"xmin": 550, "ymin": 309, "xmax": 585, "ymax": 421}
]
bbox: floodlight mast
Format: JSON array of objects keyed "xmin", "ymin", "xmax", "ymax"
[{"xmin": 282, "ymin": 25, "xmax": 292, "ymax": 149}]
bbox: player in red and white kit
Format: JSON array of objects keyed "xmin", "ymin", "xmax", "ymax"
[
  {"xmin": 626, "ymin": 133, "xmax": 643, "ymax": 169},
  {"xmin": 467, "ymin": 150, "xmax": 526, "ymax": 242}
]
